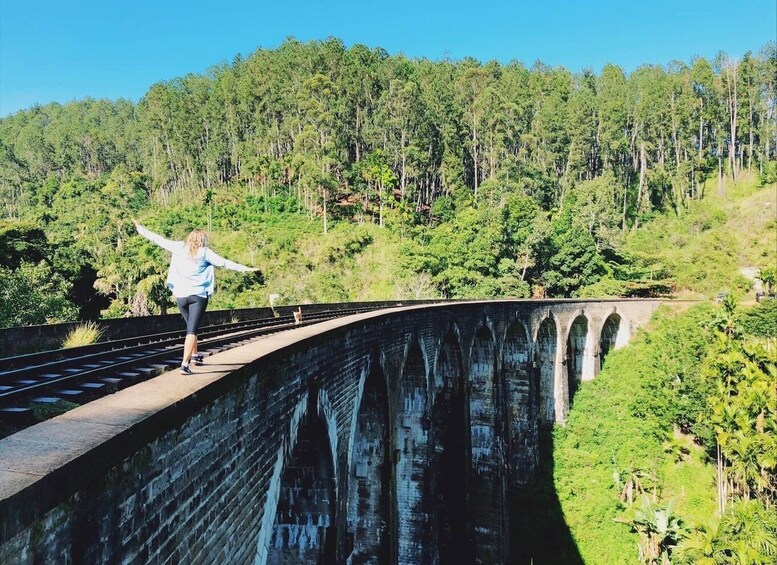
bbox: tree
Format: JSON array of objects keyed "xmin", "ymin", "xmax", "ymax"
[
  {"xmin": 359, "ymin": 150, "xmax": 397, "ymax": 227},
  {"xmin": 758, "ymin": 266, "xmax": 776, "ymax": 294},
  {"xmin": 627, "ymin": 496, "xmax": 686, "ymax": 565},
  {"xmin": 0, "ymin": 262, "xmax": 78, "ymax": 328},
  {"xmin": 702, "ymin": 300, "xmax": 777, "ymax": 513},
  {"xmin": 535, "ymin": 209, "xmax": 607, "ymax": 296},
  {"xmin": 0, "ymin": 221, "xmax": 48, "ymax": 268}
]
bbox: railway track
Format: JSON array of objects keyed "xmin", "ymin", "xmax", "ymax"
[{"xmin": 0, "ymin": 305, "xmax": 386, "ymax": 438}]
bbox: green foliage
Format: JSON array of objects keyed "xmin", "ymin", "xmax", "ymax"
[
  {"xmin": 739, "ymin": 300, "xmax": 777, "ymax": 338},
  {"xmin": 0, "ymin": 221, "xmax": 48, "ymax": 268},
  {"xmin": 404, "ymin": 202, "xmax": 535, "ymax": 298},
  {"xmin": 537, "ymin": 209, "xmax": 607, "ymax": 296},
  {"xmin": 564, "ymin": 171, "xmax": 622, "ymax": 251},
  {"xmin": 701, "ymin": 327, "xmax": 776, "ymax": 504},
  {"xmin": 557, "ymin": 299, "xmax": 777, "ymax": 563},
  {"xmin": 622, "ymin": 182, "xmax": 775, "ymax": 299},
  {"xmin": 622, "ymin": 496, "xmax": 687, "ymax": 564},
  {"xmin": 0, "ymin": 262, "xmax": 78, "ymax": 328},
  {"xmin": 759, "ymin": 265, "xmax": 776, "ymax": 292},
  {"xmin": 554, "ymin": 305, "xmax": 717, "ymax": 563},
  {"xmin": 759, "ymin": 161, "xmax": 777, "ymax": 186},
  {"xmin": 0, "ymin": 40, "xmax": 774, "ymax": 309},
  {"xmin": 677, "ymin": 499, "xmax": 777, "ymax": 564}
]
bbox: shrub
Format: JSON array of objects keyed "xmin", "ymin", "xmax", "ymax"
[
  {"xmin": 62, "ymin": 321, "xmax": 104, "ymax": 348},
  {"xmin": 739, "ymin": 299, "xmax": 777, "ymax": 338}
]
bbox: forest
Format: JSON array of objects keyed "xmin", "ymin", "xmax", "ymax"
[{"xmin": 0, "ymin": 37, "xmax": 775, "ymax": 325}]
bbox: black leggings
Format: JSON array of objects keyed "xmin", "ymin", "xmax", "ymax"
[{"xmin": 176, "ymin": 295, "xmax": 209, "ymax": 335}]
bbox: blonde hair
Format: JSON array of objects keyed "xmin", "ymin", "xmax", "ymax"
[{"xmin": 185, "ymin": 229, "xmax": 209, "ymax": 259}]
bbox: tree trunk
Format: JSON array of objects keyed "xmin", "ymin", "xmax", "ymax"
[
  {"xmin": 634, "ymin": 142, "xmax": 647, "ymax": 229},
  {"xmin": 472, "ymin": 110, "xmax": 479, "ymax": 197},
  {"xmin": 698, "ymin": 98, "xmax": 704, "ymax": 162},
  {"xmin": 726, "ymin": 63, "xmax": 738, "ymax": 184},
  {"xmin": 355, "ymin": 106, "xmax": 361, "ymax": 162},
  {"xmin": 622, "ymin": 173, "xmax": 629, "ymax": 232},
  {"xmin": 716, "ymin": 442, "xmax": 726, "ymax": 515},
  {"xmin": 401, "ymin": 129, "xmax": 407, "ymax": 199},
  {"xmin": 322, "ymin": 186, "xmax": 328, "ymax": 234},
  {"xmin": 748, "ymin": 98, "xmax": 754, "ymax": 172},
  {"xmin": 671, "ymin": 94, "xmax": 680, "ymax": 167},
  {"xmin": 378, "ymin": 180, "xmax": 384, "ymax": 228}
]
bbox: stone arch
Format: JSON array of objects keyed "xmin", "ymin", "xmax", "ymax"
[
  {"xmin": 565, "ymin": 315, "xmax": 592, "ymax": 410},
  {"xmin": 346, "ymin": 358, "xmax": 391, "ymax": 564},
  {"xmin": 429, "ymin": 325, "xmax": 471, "ymax": 563},
  {"xmin": 536, "ymin": 315, "xmax": 559, "ymax": 424},
  {"xmin": 469, "ymin": 322, "xmax": 506, "ymax": 562},
  {"xmin": 316, "ymin": 387, "xmax": 339, "ymax": 498},
  {"xmin": 600, "ymin": 312, "xmax": 629, "ymax": 368},
  {"xmin": 256, "ymin": 395, "xmax": 310, "ymax": 565},
  {"xmin": 267, "ymin": 391, "xmax": 337, "ymax": 564},
  {"xmin": 433, "ymin": 322, "xmax": 462, "ymax": 389},
  {"xmin": 397, "ymin": 336, "xmax": 430, "ymax": 563},
  {"xmin": 503, "ymin": 319, "xmax": 535, "ymax": 488}
]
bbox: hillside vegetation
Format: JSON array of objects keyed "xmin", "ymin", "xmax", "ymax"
[
  {"xmin": 0, "ymin": 38, "xmax": 775, "ymax": 326},
  {"xmin": 619, "ymin": 174, "xmax": 776, "ymax": 300},
  {"xmin": 554, "ymin": 300, "xmax": 777, "ymax": 564}
]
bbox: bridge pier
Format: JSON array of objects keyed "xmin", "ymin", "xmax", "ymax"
[
  {"xmin": 429, "ymin": 326, "xmax": 470, "ymax": 563},
  {"xmin": 267, "ymin": 389, "xmax": 337, "ymax": 564},
  {"xmin": 396, "ymin": 338, "xmax": 432, "ymax": 564},
  {"xmin": 503, "ymin": 320, "xmax": 535, "ymax": 489},
  {"xmin": 345, "ymin": 359, "xmax": 391, "ymax": 564}
]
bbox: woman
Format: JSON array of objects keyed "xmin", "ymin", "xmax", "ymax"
[{"xmin": 134, "ymin": 220, "xmax": 258, "ymax": 374}]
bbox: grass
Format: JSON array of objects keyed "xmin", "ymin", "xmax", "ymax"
[
  {"xmin": 32, "ymin": 399, "xmax": 79, "ymax": 421},
  {"xmin": 61, "ymin": 321, "xmax": 104, "ymax": 348},
  {"xmin": 659, "ymin": 433, "xmax": 717, "ymax": 528}
]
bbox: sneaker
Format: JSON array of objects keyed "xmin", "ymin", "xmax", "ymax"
[
  {"xmin": 192, "ymin": 354, "xmax": 204, "ymax": 365},
  {"xmin": 180, "ymin": 365, "xmax": 193, "ymax": 375}
]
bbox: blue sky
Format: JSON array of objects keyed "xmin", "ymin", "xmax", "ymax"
[{"xmin": 1, "ymin": 0, "xmax": 774, "ymax": 117}]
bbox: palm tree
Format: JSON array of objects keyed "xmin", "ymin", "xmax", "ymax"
[
  {"xmin": 677, "ymin": 517, "xmax": 723, "ymax": 565},
  {"xmin": 720, "ymin": 499, "xmax": 777, "ymax": 564}
]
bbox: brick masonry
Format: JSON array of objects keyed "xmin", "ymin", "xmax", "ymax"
[{"xmin": 0, "ymin": 299, "xmax": 659, "ymax": 563}]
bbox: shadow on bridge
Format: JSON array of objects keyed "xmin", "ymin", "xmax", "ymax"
[{"xmin": 509, "ymin": 428, "xmax": 583, "ymax": 564}]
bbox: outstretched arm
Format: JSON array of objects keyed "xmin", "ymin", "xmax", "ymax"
[
  {"xmin": 133, "ymin": 220, "xmax": 181, "ymax": 254},
  {"xmin": 203, "ymin": 248, "xmax": 259, "ymax": 272}
]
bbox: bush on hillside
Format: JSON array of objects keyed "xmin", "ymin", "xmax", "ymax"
[{"xmin": 739, "ymin": 299, "xmax": 777, "ymax": 338}]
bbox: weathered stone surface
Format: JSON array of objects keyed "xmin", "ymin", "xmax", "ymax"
[{"xmin": 0, "ymin": 299, "xmax": 659, "ymax": 564}]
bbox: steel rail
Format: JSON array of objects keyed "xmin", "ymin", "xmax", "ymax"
[{"xmin": 0, "ymin": 306, "xmax": 375, "ymax": 413}]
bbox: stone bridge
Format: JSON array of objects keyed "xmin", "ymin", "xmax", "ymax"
[{"xmin": 0, "ymin": 299, "xmax": 659, "ymax": 563}]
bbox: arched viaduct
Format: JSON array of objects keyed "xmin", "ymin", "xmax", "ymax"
[{"xmin": 0, "ymin": 299, "xmax": 658, "ymax": 563}]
